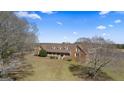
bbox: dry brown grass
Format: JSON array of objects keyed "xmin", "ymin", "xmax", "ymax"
[
  {"xmin": 21, "ymin": 54, "xmax": 124, "ymax": 81},
  {"xmin": 22, "ymin": 54, "xmax": 81, "ymax": 81}
]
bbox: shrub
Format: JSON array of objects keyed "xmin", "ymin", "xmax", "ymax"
[
  {"xmin": 116, "ymin": 44, "xmax": 124, "ymax": 49},
  {"xmin": 38, "ymin": 49, "xmax": 47, "ymax": 57},
  {"xmin": 63, "ymin": 56, "xmax": 72, "ymax": 61},
  {"xmin": 67, "ymin": 59, "xmax": 72, "ymax": 61},
  {"xmin": 50, "ymin": 56, "xmax": 58, "ymax": 59}
]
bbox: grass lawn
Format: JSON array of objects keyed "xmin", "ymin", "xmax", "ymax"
[
  {"xmin": 22, "ymin": 54, "xmax": 81, "ymax": 81},
  {"xmin": 103, "ymin": 60, "xmax": 124, "ymax": 80},
  {"xmin": 21, "ymin": 54, "xmax": 124, "ymax": 81}
]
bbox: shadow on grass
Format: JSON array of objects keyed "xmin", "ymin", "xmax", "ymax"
[
  {"xmin": 8, "ymin": 64, "xmax": 34, "ymax": 81},
  {"xmin": 69, "ymin": 64, "xmax": 113, "ymax": 81}
]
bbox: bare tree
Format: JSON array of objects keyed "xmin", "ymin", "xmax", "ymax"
[
  {"xmin": 0, "ymin": 12, "xmax": 38, "ymax": 80},
  {"xmin": 76, "ymin": 36, "xmax": 119, "ymax": 79}
]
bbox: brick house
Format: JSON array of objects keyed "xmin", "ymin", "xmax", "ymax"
[{"xmin": 34, "ymin": 43, "xmax": 87, "ymax": 62}]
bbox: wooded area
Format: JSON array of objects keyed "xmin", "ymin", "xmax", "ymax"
[{"xmin": 0, "ymin": 12, "xmax": 38, "ymax": 80}]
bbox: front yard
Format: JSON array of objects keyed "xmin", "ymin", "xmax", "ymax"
[
  {"xmin": 22, "ymin": 54, "xmax": 124, "ymax": 81},
  {"xmin": 22, "ymin": 54, "xmax": 81, "ymax": 80}
]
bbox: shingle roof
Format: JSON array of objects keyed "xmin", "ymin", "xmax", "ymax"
[
  {"xmin": 76, "ymin": 44, "xmax": 88, "ymax": 54},
  {"xmin": 36, "ymin": 43, "xmax": 87, "ymax": 54},
  {"xmin": 40, "ymin": 43, "xmax": 75, "ymax": 54},
  {"xmin": 45, "ymin": 49, "xmax": 70, "ymax": 54}
]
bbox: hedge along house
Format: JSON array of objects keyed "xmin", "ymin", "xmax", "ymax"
[{"xmin": 34, "ymin": 43, "xmax": 87, "ymax": 62}]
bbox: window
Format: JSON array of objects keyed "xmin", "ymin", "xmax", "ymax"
[
  {"xmin": 77, "ymin": 48, "xmax": 80, "ymax": 52},
  {"xmin": 75, "ymin": 53, "xmax": 77, "ymax": 57},
  {"xmin": 66, "ymin": 47, "xmax": 68, "ymax": 50},
  {"xmin": 76, "ymin": 48, "xmax": 78, "ymax": 52}
]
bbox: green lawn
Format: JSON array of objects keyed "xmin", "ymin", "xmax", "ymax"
[{"xmin": 22, "ymin": 54, "xmax": 81, "ymax": 81}]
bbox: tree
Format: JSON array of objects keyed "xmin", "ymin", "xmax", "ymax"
[
  {"xmin": 76, "ymin": 36, "xmax": 119, "ymax": 80},
  {"xmin": 0, "ymin": 12, "xmax": 38, "ymax": 80},
  {"xmin": 116, "ymin": 44, "xmax": 124, "ymax": 49},
  {"xmin": 76, "ymin": 37, "xmax": 91, "ymax": 44},
  {"xmin": 38, "ymin": 49, "xmax": 47, "ymax": 57}
]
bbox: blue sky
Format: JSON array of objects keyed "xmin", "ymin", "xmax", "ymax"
[{"xmin": 15, "ymin": 11, "xmax": 124, "ymax": 44}]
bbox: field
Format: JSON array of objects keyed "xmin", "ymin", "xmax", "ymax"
[
  {"xmin": 22, "ymin": 54, "xmax": 81, "ymax": 81},
  {"xmin": 103, "ymin": 49, "xmax": 124, "ymax": 80},
  {"xmin": 22, "ymin": 54, "xmax": 124, "ymax": 81},
  {"xmin": 103, "ymin": 60, "xmax": 124, "ymax": 80}
]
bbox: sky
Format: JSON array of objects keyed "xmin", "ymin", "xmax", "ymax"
[{"xmin": 15, "ymin": 11, "xmax": 124, "ymax": 44}]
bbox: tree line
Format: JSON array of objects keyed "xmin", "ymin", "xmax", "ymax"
[
  {"xmin": 116, "ymin": 44, "xmax": 124, "ymax": 49},
  {"xmin": 0, "ymin": 12, "xmax": 38, "ymax": 80},
  {"xmin": 74, "ymin": 37, "xmax": 123, "ymax": 80}
]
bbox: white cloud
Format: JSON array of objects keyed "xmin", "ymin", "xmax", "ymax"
[
  {"xmin": 102, "ymin": 33, "xmax": 110, "ymax": 37},
  {"xmin": 97, "ymin": 25, "xmax": 106, "ymax": 30},
  {"xmin": 99, "ymin": 11, "xmax": 110, "ymax": 15},
  {"xmin": 114, "ymin": 19, "xmax": 122, "ymax": 23},
  {"xmin": 102, "ymin": 33, "xmax": 106, "ymax": 36},
  {"xmin": 41, "ymin": 11, "xmax": 55, "ymax": 15},
  {"xmin": 15, "ymin": 11, "xmax": 41, "ymax": 20},
  {"xmin": 73, "ymin": 32, "xmax": 78, "ymax": 35},
  {"xmin": 108, "ymin": 24, "xmax": 113, "ymax": 27},
  {"xmin": 64, "ymin": 36, "xmax": 67, "ymax": 39},
  {"xmin": 56, "ymin": 21, "xmax": 63, "ymax": 25}
]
